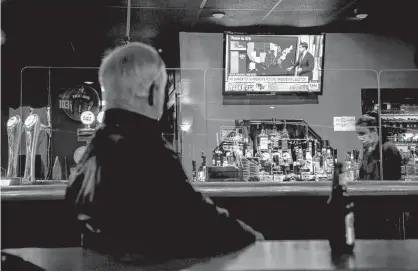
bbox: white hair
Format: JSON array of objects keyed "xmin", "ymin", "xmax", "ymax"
[{"xmin": 99, "ymin": 42, "xmax": 167, "ymax": 117}]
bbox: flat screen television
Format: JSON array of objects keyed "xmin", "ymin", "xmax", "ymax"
[{"xmin": 223, "ymin": 33, "xmax": 325, "ymax": 95}]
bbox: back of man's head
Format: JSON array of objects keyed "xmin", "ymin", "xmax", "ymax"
[{"xmin": 99, "ymin": 42, "xmax": 167, "ymax": 120}]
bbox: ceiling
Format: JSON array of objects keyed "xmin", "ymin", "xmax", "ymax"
[{"xmin": 1, "ymin": 0, "xmax": 417, "ymax": 108}]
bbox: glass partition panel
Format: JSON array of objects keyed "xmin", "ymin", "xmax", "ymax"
[
  {"xmin": 176, "ymin": 68, "xmax": 206, "ymax": 178},
  {"xmin": 379, "ymin": 69, "xmax": 418, "ymax": 181},
  {"xmin": 6, "ymin": 66, "xmax": 183, "ymax": 184},
  {"xmin": 196, "ymin": 68, "xmax": 379, "ymax": 182}
]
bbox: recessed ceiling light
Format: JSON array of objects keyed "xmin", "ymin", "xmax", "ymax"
[
  {"xmin": 212, "ymin": 12, "xmax": 226, "ymax": 19},
  {"xmin": 158, "ymin": 49, "xmax": 163, "ymax": 53},
  {"xmin": 84, "ymin": 81, "xmax": 94, "ymax": 85},
  {"xmin": 270, "ymin": 106, "xmax": 275, "ymax": 109}
]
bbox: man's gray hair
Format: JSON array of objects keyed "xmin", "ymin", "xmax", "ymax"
[{"xmin": 99, "ymin": 42, "xmax": 166, "ymax": 112}]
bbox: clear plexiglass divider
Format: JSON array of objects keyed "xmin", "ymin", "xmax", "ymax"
[
  {"xmin": 4, "ymin": 66, "xmax": 204, "ymax": 185},
  {"xmin": 378, "ymin": 69, "xmax": 418, "ymax": 182},
  {"xmin": 182, "ymin": 68, "xmax": 380, "ymax": 183},
  {"xmin": 6, "ymin": 66, "xmax": 418, "ymax": 185}
]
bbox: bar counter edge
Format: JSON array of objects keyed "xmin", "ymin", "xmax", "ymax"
[{"xmin": 1, "ymin": 180, "xmax": 418, "ymax": 201}]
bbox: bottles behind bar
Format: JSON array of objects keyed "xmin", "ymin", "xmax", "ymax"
[
  {"xmin": 327, "ymin": 162, "xmax": 355, "ymax": 255},
  {"xmin": 206, "ymin": 121, "xmax": 366, "ymax": 182}
]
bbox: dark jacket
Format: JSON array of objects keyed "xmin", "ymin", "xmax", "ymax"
[
  {"xmin": 359, "ymin": 141, "xmax": 402, "ymax": 181},
  {"xmin": 295, "ymin": 51, "xmax": 315, "ymax": 80},
  {"xmin": 65, "ymin": 109, "xmax": 259, "ymax": 258}
]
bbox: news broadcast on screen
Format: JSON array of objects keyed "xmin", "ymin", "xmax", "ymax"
[{"xmin": 224, "ymin": 33, "xmax": 325, "ymax": 95}]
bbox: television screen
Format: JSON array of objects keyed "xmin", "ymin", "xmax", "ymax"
[{"xmin": 224, "ymin": 33, "xmax": 325, "ymax": 95}]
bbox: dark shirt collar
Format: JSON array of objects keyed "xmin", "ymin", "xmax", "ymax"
[{"xmin": 103, "ymin": 108, "xmax": 161, "ymax": 135}]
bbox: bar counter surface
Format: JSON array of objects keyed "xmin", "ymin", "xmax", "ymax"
[
  {"xmin": 1, "ymin": 180, "xmax": 418, "ymax": 201},
  {"xmin": 3, "ymin": 240, "xmax": 418, "ymax": 270}
]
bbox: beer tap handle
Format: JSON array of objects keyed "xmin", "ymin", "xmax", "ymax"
[{"xmin": 46, "ymin": 106, "xmax": 51, "ymax": 128}]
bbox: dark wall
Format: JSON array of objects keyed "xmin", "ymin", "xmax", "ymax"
[{"xmin": 179, "ymin": 33, "xmax": 418, "ymax": 176}]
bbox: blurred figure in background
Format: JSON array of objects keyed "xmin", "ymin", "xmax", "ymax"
[
  {"xmin": 355, "ymin": 111, "xmax": 401, "ymax": 181},
  {"xmin": 355, "ymin": 111, "xmax": 403, "ymax": 239},
  {"xmin": 65, "ymin": 42, "xmax": 263, "ymax": 259}
]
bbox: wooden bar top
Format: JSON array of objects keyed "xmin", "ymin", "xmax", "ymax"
[
  {"xmin": 3, "ymin": 240, "xmax": 418, "ymax": 270},
  {"xmin": 1, "ymin": 180, "xmax": 418, "ymax": 201}
]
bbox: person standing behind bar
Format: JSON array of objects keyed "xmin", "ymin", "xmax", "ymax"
[
  {"xmin": 355, "ymin": 112, "xmax": 404, "ymax": 239},
  {"xmin": 355, "ymin": 111, "xmax": 402, "ymax": 180},
  {"xmin": 65, "ymin": 42, "xmax": 263, "ymax": 258}
]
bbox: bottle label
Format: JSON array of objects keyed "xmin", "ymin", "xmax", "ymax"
[
  {"xmin": 345, "ymin": 212, "xmax": 355, "ymax": 245},
  {"xmin": 260, "ymin": 137, "xmax": 268, "ymax": 150}
]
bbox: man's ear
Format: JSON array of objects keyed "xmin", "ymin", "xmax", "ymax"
[{"xmin": 148, "ymin": 82, "xmax": 155, "ymax": 106}]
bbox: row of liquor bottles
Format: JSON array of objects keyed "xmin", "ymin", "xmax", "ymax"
[
  {"xmin": 190, "ymin": 147, "xmax": 362, "ymax": 183},
  {"xmin": 189, "ymin": 122, "xmax": 363, "ymax": 182}
]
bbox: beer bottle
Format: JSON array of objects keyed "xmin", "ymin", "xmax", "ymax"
[{"xmin": 327, "ymin": 162, "xmax": 355, "ymax": 254}]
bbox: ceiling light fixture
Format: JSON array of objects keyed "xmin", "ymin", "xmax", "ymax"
[
  {"xmin": 84, "ymin": 81, "xmax": 94, "ymax": 85},
  {"xmin": 212, "ymin": 12, "xmax": 226, "ymax": 19},
  {"xmin": 270, "ymin": 106, "xmax": 275, "ymax": 109},
  {"xmin": 354, "ymin": 9, "xmax": 368, "ymax": 19}
]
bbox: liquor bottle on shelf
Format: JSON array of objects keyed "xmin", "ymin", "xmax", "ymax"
[
  {"xmin": 343, "ymin": 151, "xmax": 353, "ymax": 182},
  {"xmin": 352, "ymin": 150, "xmax": 360, "ymax": 180},
  {"xmin": 305, "ymin": 140, "xmax": 314, "ymax": 175},
  {"xmin": 212, "ymin": 147, "xmax": 218, "ymax": 166},
  {"xmin": 313, "ymin": 141, "xmax": 323, "ymax": 176},
  {"xmin": 322, "ymin": 140, "xmax": 329, "ymax": 173},
  {"xmin": 257, "ymin": 123, "xmax": 269, "ymax": 153},
  {"xmin": 327, "ymin": 162, "xmax": 355, "ymax": 255},
  {"xmin": 197, "ymin": 151, "xmax": 207, "ymax": 182},
  {"xmin": 326, "ymin": 147, "xmax": 334, "ymax": 180},
  {"xmin": 282, "ymin": 137, "xmax": 292, "ymax": 181},
  {"xmin": 405, "ymin": 149, "xmax": 415, "ymax": 181},
  {"xmin": 192, "ymin": 160, "xmax": 197, "ymax": 182},
  {"xmin": 270, "ymin": 119, "xmax": 280, "ymax": 152},
  {"xmin": 292, "ymin": 144, "xmax": 300, "ymax": 176}
]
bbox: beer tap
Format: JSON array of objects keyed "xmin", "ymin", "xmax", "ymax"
[
  {"xmin": 43, "ymin": 106, "xmax": 53, "ymax": 180},
  {"xmin": 21, "ymin": 107, "xmax": 53, "ymax": 183},
  {"xmin": 23, "ymin": 109, "xmax": 41, "ymax": 183},
  {"xmin": 6, "ymin": 115, "xmax": 23, "ymax": 178}
]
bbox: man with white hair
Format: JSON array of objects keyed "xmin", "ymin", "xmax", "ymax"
[{"xmin": 66, "ymin": 42, "xmax": 263, "ymax": 258}]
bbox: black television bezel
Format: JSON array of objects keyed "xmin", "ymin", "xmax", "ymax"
[{"xmin": 222, "ymin": 32, "xmax": 326, "ymax": 96}]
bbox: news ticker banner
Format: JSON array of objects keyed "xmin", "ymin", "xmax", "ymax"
[{"xmin": 225, "ymin": 76, "xmax": 320, "ymax": 92}]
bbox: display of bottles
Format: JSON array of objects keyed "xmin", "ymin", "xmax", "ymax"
[
  {"xmin": 197, "ymin": 151, "xmax": 207, "ymax": 182},
  {"xmin": 327, "ymin": 162, "xmax": 355, "ymax": 255},
  {"xmin": 210, "ymin": 122, "xmax": 338, "ymax": 182}
]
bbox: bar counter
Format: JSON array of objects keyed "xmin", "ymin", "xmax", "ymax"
[
  {"xmin": 3, "ymin": 240, "xmax": 418, "ymax": 270},
  {"xmin": 1, "ymin": 180, "xmax": 418, "ymax": 201}
]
